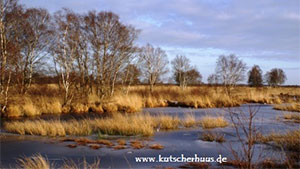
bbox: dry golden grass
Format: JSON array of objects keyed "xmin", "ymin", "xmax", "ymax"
[
  {"xmin": 182, "ymin": 113, "xmax": 197, "ymax": 127},
  {"xmin": 257, "ymin": 129, "xmax": 300, "ymax": 151},
  {"xmin": 4, "ymin": 120, "xmax": 91, "ymax": 136},
  {"xmin": 4, "ymin": 113, "xmax": 190, "ymax": 137},
  {"xmin": 16, "ymin": 154, "xmax": 51, "ymax": 169},
  {"xmin": 92, "ymin": 113, "xmax": 155, "ymax": 136},
  {"xmin": 155, "ymin": 114, "xmax": 180, "ymax": 130},
  {"xmin": 113, "ymin": 145, "xmax": 126, "ymax": 150},
  {"xmin": 61, "ymin": 159, "xmax": 100, "ymax": 169},
  {"xmin": 117, "ymin": 139, "xmax": 126, "ymax": 145},
  {"xmin": 149, "ymin": 143, "xmax": 164, "ymax": 150},
  {"xmin": 130, "ymin": 140, "xmax": 145, "ymax": 149},
  {"xmin": 113, "ymin": 94, "xmax": 143, "ymax": 113},
  {"xmin": 200, "ymin": 132, "xmax": 225, "ymax": 142},
  {"xmin": 200, "ymin": 116, "xmax": 229, "ymax": 129},
  {"xmin": 16, "ymin": 150, "xmax": 100, "ymax": 168},
  {"xmin": 6, "ymin": 105, "xmax": 23, "ymax": 118},
  {"xmin": 3, "ymin": 85, "xmax": 300, "ymax": 118},
  {"xmin": 71, "ymin": 103, "xmax": 89, "ymax": 114},
  {"xmin": 96, "ymin": 139, "xmax": 114, "ymax": 147},
  {"xmin": 283, "ymin": 113, "xmax": 300, "ymax": 123},
  {"xmin": 88, "ymin": 144, "xmax": 101, "ymax": 149},
  {"xmin": 274, "ymin": 103, "xmax": 300, "ymax": 112}
]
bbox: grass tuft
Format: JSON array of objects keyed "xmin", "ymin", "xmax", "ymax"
[
  {"xmin": 274, "ymin": 103, "xmax": 300, "ymax": 112},
  {"xmin": 182, "ymin": 113, "xmax": 197, "ymax": 128},
  {"xmin": 200, "ymin": 132, "xmax": 225, "ymax": 142},
  {"xmin": 16, "ymin": 154, "xmax": 50, "ymax": 169},
  {"xmin": 200, "ymin": 116, "xmax": 229, "ymax": 129}
]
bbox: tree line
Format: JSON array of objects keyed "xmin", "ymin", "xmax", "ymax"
[{"xmin": 0, "ymin": 0, "xmax": 287, "ymax": 110}]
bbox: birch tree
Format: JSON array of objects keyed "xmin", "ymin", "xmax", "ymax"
[
  {"xmin": 84, "ymin": 11, "xmax": 138, "ymax": 97},
  {"xmin": 0, "ymin": 0, "xmax": 22, "ymax": 113},
  {"xmin": 139, "ymin": 44, "xmax": 169, "ymax": 92},
  {"xmin": 51, "ymin": 9, "xmax": 78, "ymax": 105},
  {"xmin": 19, "ymin": 8, "xmax": 53, "ymax": 93},
  {"xmin": 171, "ymin": 55, "xmax": 191, "ymax": 88},
  {"xmin": 215, "ymin": 54, "xmax": 246, "ymax": 95}
]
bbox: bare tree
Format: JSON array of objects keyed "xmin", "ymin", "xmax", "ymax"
[
  {"xmin": 207, "ymin": 73, "xmax": 219, "ymax": 85},
  {"xmin": 84, "ymin": 11, "xmax": 138, "ymax": 97},
  {"xmin": 215, "ymin": 54, "xmax": 246, "ymax": 95},
  {"xmin": 171, "ymin": 55, "xmax": 191, "ymax": 88},
  {"xmin": 227, "ymin": 106, "xmax": 263, "ymax": 169},
  {"xmin": 19, "ymin": 8, "xmax": 53, "ymax": 94},
  {"xmin": 0, "ymin": 0, "xmax": 23, "ymax": 113},
  {"xmin": 51, "ymin": 9, "xmax": 79, "ymax": 105},
  {"xmin": 119, "ymin": 63, "xmax": 141, "ymax": 94},
  {"xmin": 139, "ymin": 43, "xmax": 169, "ymax": 92},
  {"xmin": 264, "ymin": 68, "xmax": 286, "ymax": 86}
]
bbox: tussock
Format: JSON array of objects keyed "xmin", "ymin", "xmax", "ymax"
[{"xmin": 200, "ymin": 116, "xmax": 229, "ymax": 129}]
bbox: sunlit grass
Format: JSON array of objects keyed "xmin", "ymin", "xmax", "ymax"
[
  {"xmin": 199, "ymin": 116, "xmax": 229, "ymax": 129},
  {"xmin": 274, "ymin": 103, "xmax": 300, "ymax": 112},
  {"xmin": 16, "ymin": 154, "xmax": 51, "ymax": 169},
  {"xmin": 4, "ymin": 85, "xmax": 299, "ymax": 118},
  {"xmin": 4, "ymin": 113, "xmax": 197, "ymax": 137},
  {"xmin": 256, "ymin": 129, "xmax": 300, "ymax": 151}
]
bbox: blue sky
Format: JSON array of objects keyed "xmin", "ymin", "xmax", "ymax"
[{"xmin": 20, "ymin": 0, "xmax": 300, "ymax": 85}]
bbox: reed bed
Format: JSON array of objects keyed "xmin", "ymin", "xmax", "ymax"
[
  {"xmin": 3, "ymin": 85, "xmax": 299, "ymax": 118},
  {"xmin": 4, "ymin": 113, "xmax": 231, "ymax": 137},
  {"xmin": 274, "ymin": 103, "xmax": 300, "ymax": 112},
  {"xmin": 257, "ymin": 129, "xmax": 300, "ymax": 151}
]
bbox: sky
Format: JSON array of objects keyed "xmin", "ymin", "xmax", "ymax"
[{"xmin": 20, "ymin": 0, "xmax": 300, "ymax": 85}]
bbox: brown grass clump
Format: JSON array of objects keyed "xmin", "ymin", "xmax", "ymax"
[
  {"xmin": 16, "ymin": 154, "xmax": 51, "ymax": 169},
  {"xmin": 117, "ymin": 139, "xmax": 126, "ymax": 145},
  {"xmin": 6, "ymin": 105, "xmax": 23, "ymax": 118},
  {"xmin": 66, "ymin": 144, "xmax": 77, "ymax": 148},
  {"xmin": 113, "ymin": 94, "xmax": 143, "ymax": 113},
  {"xmin": 74, "ymin": 138, "xmax": 96, "ymax": 145},
  {"xmin": 130, "ymin": 140, "xmax": 145, "ymax": 149},
  {"xmin": 182, "ymin": 113, "xmax": 197, "ymax": 127},
  {"xmin": 23, "ymin": 100, "xmax": 40, "ymax": 116},
  {"xmin": 4, "ymin": 120, "xmax": 92, "ymax": 137},
  {"xmin": 96, "ymin": 139, "xmax": 114, "ymax": 147},
  {"xmin": 274, "ymin": 103, "xmax": 300, "ymax": 112},
  {"xmin": 200, "ymin": 116, "xmax": 229, "ymax": 129},
  {"xmin": 102, "ymin": 103, "xmax": 118, "ymax": 113},
  {"xmin": 89, "ymin": 104, "xmax": 104, "ymax": 114},
  {"xmin": 72, "ymin": 103, "xmax": 89, "ymax": 114},
  {"xmin": 113, "ymin": 145, "xmax": 126, "ymax": 150},
  {"xmin": 38, "ymin": 97, "xmax": 62, "ymax": 114},
  {"xmin": 200, "ymin": 132, "xmax": 225, "ymax": 143},
  {"xmin": 283, "ymin": 113, "xmax": 300, "ymax": 123},
  {"xmin": 257, "ymin": 129, "xmax": 300, "ymax": 151},
  {"xmin": 92, "ymin": 113, "xmax": 155, "ymax": 136},
  {"xmin": 4, "ymin": 120, "xmax": 65, "ymax": 136},
  {"xmin": 156, "ymin": 114, "xmax": 180, "ymax": 130},
  {"xmin": 88, "ymin": 144, "xmax": 101, "ymax": 150},
  {"xmin": 62, "ymin": 120, "xmax": 92, "ymax": 136},
  {"xmin": 149, "ymin": 143, "xmax": 164, "ymax": 150},
  {"xmin": 61, "ymin": 159, "xmax": 100, "ymax": 169},
  {"xmin": 14, "ymin": 147, "xmax": 101, "ymax": 169},
  {"xmin": 4, "ymin": 85, "xmax": 300, "ymax": 118}
]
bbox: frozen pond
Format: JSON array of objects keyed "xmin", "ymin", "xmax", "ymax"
[{"xmin": 1, "ymin": 104, "xmax": 299, "ymax": 168}]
